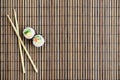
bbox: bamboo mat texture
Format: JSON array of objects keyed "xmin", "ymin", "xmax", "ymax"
[{"xmin": 0, "ymin": 0, "xmax": 120, "ymax": 80}]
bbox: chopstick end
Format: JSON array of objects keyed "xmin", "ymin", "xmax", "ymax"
[
  {"xmin": 23, "ymin": 71, "xmax": 26, "ymax": 74},
  {"xmin": 36, "ymin": 69, "xmax": 38, "ymax": 73}
]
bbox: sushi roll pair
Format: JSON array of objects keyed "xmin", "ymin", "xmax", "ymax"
[{"xmin": 23, "ymin": 27, "xmax": 45, "ymax": 47}]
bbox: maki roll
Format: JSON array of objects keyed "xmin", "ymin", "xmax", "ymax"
[
  {"xmin": 33, "ymin": 35, "xmax": 45, "ymax": 47},
  {"xmin": 23, "ymin": 27, "xmax": 35, "ymax": 39}
]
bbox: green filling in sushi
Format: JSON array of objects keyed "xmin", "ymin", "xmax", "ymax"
[
  {"xmin": 23, "ymin": 29, "xmax": 31, "ymax": 35},
  {"xmin": 23, "ymin": 27, "xmax": 35, "ymax": 39}
]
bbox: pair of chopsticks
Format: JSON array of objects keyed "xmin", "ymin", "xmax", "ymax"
[{"xmin": 7, "ymin": 9, "xmax": 38, "ymax": 73}]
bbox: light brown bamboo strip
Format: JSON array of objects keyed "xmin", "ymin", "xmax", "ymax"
[
  {"xmin": 109, "ymin": 0, "xmax": 112, "ymax": 80},
  {"xmin": 92, "ymin": 0, "xmax": 94, "ymax": 79},
  {"xmin": 116, "ymin": 0, "xmax": 119, "ymax": 79},
  {"xmin": 67, "ymin": 0, "xmax": 73, "ymax": 79}
]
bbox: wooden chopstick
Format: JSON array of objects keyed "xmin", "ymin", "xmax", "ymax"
[
  {"xmin": 7, "ymin": 14, "xmax": 38, "ymax": 73},
  {"xmin": 13, "ymin": 9, "xmax": 26, "ymax": 73}
]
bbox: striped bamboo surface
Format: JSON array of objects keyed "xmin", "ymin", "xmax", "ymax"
[{"xmin": 0, "ymin": 0, "xmax": 120, "ymax": 80}]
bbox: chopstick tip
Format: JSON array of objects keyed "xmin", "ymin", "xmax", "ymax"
[
  {"xmin": 6, "ymin": 15, "xmax": 10, "ymax": 18},
  {"xmin": 13, "ymin": 9, "xmax": 16, "ymax": 13},
  {"xmin": 36, "ymin": 69, "xmax": 38, "ymax": 73}
]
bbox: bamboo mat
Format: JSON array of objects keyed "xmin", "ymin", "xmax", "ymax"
[{"xmin": 0, "ymin": 0, "xmax": 120, "ymax": 80}]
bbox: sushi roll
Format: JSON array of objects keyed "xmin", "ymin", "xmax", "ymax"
[
  {"xmin": 33, "ymin": 35, "xmax": 45, "ymax": 47},
  {"xmin": 23, "ymin": 27, "xmax": 35, "ymax": 39}
]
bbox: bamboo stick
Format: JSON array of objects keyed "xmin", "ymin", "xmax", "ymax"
[
  {"xmin": 13, "ymin": 9, "xmax": 26, "ymax": 73},
  {"xmin": 6, "ymin": 14, "xmax": 38, "ymax": 73}
]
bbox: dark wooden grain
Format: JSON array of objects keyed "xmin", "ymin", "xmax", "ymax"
[{"xmin": 0, "ymin": 0, "xmax": 119, "ymax": 80}]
